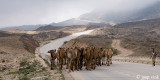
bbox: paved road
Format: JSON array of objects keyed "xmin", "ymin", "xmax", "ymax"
[
  {"xmin": 39, "ymin": 29, "xmax": 160, "ymax": 80},
  {"xmin": 39, "ymin": 29, "xmax": 94, "ymax": 61},
  {"xmin": 69, "ymin": 61, "xmax": 160, "ymax": 80}
]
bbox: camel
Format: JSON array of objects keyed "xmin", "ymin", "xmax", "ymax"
[
  {"xmin": 63, "ymin": 48, "xmax": 67, "ymax": 65},
  {"xmin": 66, "ymin": 48, "xmax": 73, "ymax": 72},
  {"xmin": 97, "ymin": 48, "xmax": 104, "ymax": 66},
  {"xmin": 72, "ymin": 47, "xmax": 81, "ymax": 71},
  {"xmin": 53, "ymin": 47, "xmax": 114, "ymax": 71},
  {"xmin": 83, "ymin": 47, "xmax": 92, "ymax": 70},
  {"xmin": 57, "ymin": 48, "xmax": 64, "ymax": 70},
  {"xmin": 48, "ymin": 49, "xmax": 57, "ymax": 70},
  {"xmin": 79, "ymin": 48, "xmax": 84, "ymax": 70},
  {"xmin": 66, "ymin": 47, "xmax": 80, "ymax": 72},
  {"xmin": 104, "ymin": 48, "xmax": 113, "ymax": 66},
  {"xmin": 92, "ymin": 47, "xmax": 99, "ymax": 69}
]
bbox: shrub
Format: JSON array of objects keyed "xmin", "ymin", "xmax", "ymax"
[
  {"xmin": 2, "ymin": 59, "xmax": 5, "ymax": 63},
  {"xmin": 20, "ymin": 75, "xmax": 29, "ymax": 80},
  {"xmin": 20, "ymin": 61, "xmax": 29, "ymax": 67}
]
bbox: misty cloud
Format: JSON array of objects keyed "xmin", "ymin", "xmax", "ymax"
[{"xmin": 0, "ymin": 0, "xmax": 159, "ymax": 28}]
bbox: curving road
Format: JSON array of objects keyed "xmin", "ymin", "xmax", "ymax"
[
  {"xmin": 39, "ymin": 30, "xmax": 160, "ymax": 80},
  {"xmin": 39, "ymin": 29, "xmax": 94, "ymax": 61}
]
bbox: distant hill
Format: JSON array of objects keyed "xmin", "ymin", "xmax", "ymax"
[
  {"xmin": 0, "ymin": 24, "xmax": 46, "ymax": 31},
  {"xmin": 50, "ymin": 18, "xmax": 108, "ymax": 26},
  {"xmin": 36, "ymin": 25, "xmax": 102, "ymax": 31},
  {"xmin": 36, "ymin": 25, "xmax": 62, "ymax": 31}
]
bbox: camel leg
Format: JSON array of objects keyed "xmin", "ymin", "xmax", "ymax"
[
  {"xmin": 100, "ymin": 58, "xmax": 102, "ymax": 66},
  {"xmin": 88, "ymin": 59, "xmax": 92, "ymax": 71},
  {"xmin": 64, "ymin": 58, "xmax": 66, "ymax": 65},
  {"xmin": 79, "ymin": 58, "xmax": 83, "ymax": 70},
  {"xmin": 60, "ymin": 59, "xmax": 63, "ymax": 70},
  {"xmin": 107, "ymin": 59, "xmax": 110, "ymax": 66},
  {"xmin": 93, "ymin": 59, "xmax": 95, "ymax": 69},
  {"xmin": 73, "ymin": 60, "xmax": 76, "ymax": 71},
  {"xmin": 66, "ymin": 59, "xmax": 69, "ymax": 69},
  {"xmin": 77, "ymin": 58, "xmax": 79, "ymax": 71},
  {"xmin": 58, "ymin": 59, "xmax": 61, "ymax": 70},
  {"xmin": 50, "ymin": 59, "xmax": 53, "ymax": 70},
  {"xmin": 110, "ymin": 58, "xmax": 112, "ymax": 64},
  {"xmin": 86, "ymin": 60, "xmax": 88, "ymax": 70},
  {"xmin": 68, "ymin": 59, "xmax": 72, "ymax": 73},
  {"xmin": 98, "ymin": 58, "xmax": 100, "ymax": 66}
]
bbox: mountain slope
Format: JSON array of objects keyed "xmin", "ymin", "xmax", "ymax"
[
  {"xmin": 54, "ymin": 1, "xmax": 160, "ymax": 26},
  {"xmin": 64, "ymin": 18, "xmax": 160, "ymax": 56}
]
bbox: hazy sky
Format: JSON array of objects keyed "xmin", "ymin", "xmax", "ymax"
[{"xmin": 0, "ymin": 0, "xmax": 159, "ymax": 28}]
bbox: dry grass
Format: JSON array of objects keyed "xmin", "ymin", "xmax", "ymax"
[{"xmin": 112, "ymin": 56, "xmax": 160, "ymax": 65}]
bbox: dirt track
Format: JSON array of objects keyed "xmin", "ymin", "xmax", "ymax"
[{"xmin": 111, "ymin": 39, "xmax": 133, "ymax": 56}]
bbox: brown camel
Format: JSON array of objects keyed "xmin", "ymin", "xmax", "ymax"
[
  {"xmin": 48, "ymin": 49, "xmax": 57, "ymax": 70},
  {"xmin": 104, "ymin": 48, "xmax": 113, "ymax": 66},
  {"xmin": 79, "ymin": 48, "xmax": 84, "ymax": 70},
  {"xmin": 83, "ymin": 47, "xmax": 92, "ymax": 70},
  {"xmin": 97, "ymin": 48, "xmax": 104, "ymax": 66},
  {"xmin": 57, "ymin": 48, "xmax": 64, "ymax": 70},
  {"xmin": 63, "ymin": 48, "xmax": 67, "ymax": 65},
  {"xmin": 72, "ymin": 47, "xmax": 81, "ymax": 71},
  {"xmin": 91, "ymin": 47, "xmax": 99, "ymax": 69},
  {"xmin": 66, "ymin": 48, "xmax": 73, "ymax": 72}
]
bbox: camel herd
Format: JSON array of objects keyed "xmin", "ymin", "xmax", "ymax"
[{"xmin": 48, "ymin": 47, "xmax": 114, "ymax": 72}]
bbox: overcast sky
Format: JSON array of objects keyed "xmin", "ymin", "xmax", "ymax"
[{"xmin": 0, "ymin": 0, "xmax": 159, "ymax": 28}]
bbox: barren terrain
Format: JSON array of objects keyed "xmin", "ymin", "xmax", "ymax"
[
  {"xmin": 0, "ymin": 30, "xmax": 67, "ymax": 80},
  {"xmin": 111, "ymin": 39, "xmax": 133, "ymax": 56}
]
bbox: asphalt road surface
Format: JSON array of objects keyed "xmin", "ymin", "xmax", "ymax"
[{"xmin": 69, "ymin": 61, "xmax": 160, "ymax": 80}]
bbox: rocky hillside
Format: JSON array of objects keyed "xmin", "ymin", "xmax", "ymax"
[
  {"xmin": 32, "ymin": 31, "xmax": 70, "ymax": 42},
  {"xmin": 96, "ymin": 18, "xmax": 160, "ymax": 56},
  {"xmin": 112, "ymin": 18, "xmax": 160, "ymax": 56},
  {"xmin": 0, "ymin": 30, "xmax": 65, "ymax": 80},
  {"xmin": 36, "ymin": 25, "xmax": 101, "ymax": 32},
  {"xmin": 0, "ymin": 32, "xmax": 39, "ymax": 54},
  {"xmin": 64, "ymin": 18, "xmax": 160, "ymax": 57}
]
